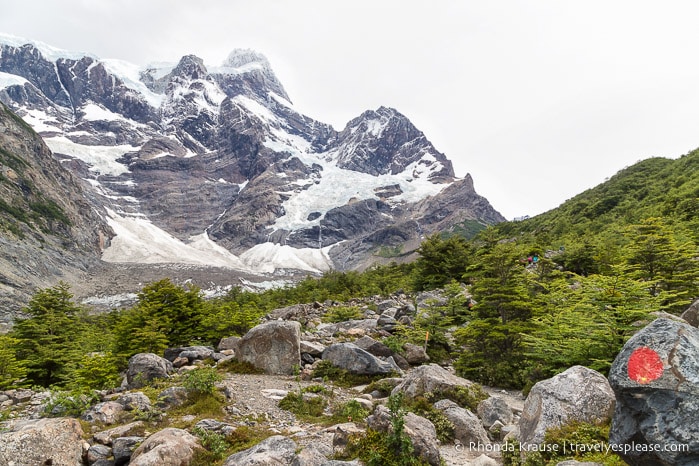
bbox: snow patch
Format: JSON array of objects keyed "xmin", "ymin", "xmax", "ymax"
[
  {"xmin": 232, "ymin": 95, "xmax": 276, "ymax": 122},
  {"xmin": 18, "ymin": 108, "xmax": 62, "ymax": 133},
  {"xmin": 270, "ymin": 149, "xmax": 450, "ymax": 231},
  {"xmin": 44, "ymin": 136, "xmax": 137, "ymax": 176},
  {"xmin": 101, "ymin": 58, "xmax": 164, "ymax": 108},
  {"xmin": 0, "ymin": 33, "xmax": 95, "ymax": 62},
  {"xmin": 0, "ymin": 71, "xmax": 28, "ymax": 89},
  {"xmin": 240, "ymin": 242, "xmax": 333, "ymax": 274},
  {"xmin": 82, "ymin": 103, "xmax": 122, "ymax": 122},
  {"xmin": 102, "ymin": 210, "xmax": 251, "ymax": 271}
]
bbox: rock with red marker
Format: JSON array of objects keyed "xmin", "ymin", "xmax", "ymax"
[{"xmin": 608, "ymin": 317, "xmax": 699, "ymax": 466}]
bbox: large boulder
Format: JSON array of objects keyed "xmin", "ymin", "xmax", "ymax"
[
  {"xmin": 0, "ymin": 418, "xmax": 85, "ymax": 466},
  {"xmin": 433, "ymin": 398, "xmax": 490, "ymax": 446},
  {"xmin": 477, "ymin": 396, "xmax": 514, "ymax": 429},
  {"xmin": 353, "ymin": 335, "xmax": 394, "ymax": 357},
  {"xmin": 236, "ymin": 321, "xmax": 301, "ymax": 375},
  {"xmin": 126, "ymin": 353, "xmax": 173, "ymax": 389},
  {"xmin": 403, "ymin": 343, "xmax": 430, "ymax": 365},
  {"xmin": 322, "ymin": 343, "xmax": 401, "ymax": 375},
  {"xmin": 391, "ymin": 363, "xmax": 478, "ymax": 400},
  {"xmin": 519, "ymin": 365, "xmax": 615, "ymax": 446},
  {"xmin": 129, "ymin": 428, "xmax": 203, "ymax": 466},
  {"xmin": 223, "ymin": 435, "xmax": 298, "ymax": 465},
  {"xmin": 608, "ymin": 318, "xmax": 699, "ymax": 466},
  {"xmin": 367, "ymin": 404, "xmax": 441, "ymax": 466}
]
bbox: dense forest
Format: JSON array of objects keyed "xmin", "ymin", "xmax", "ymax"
[{"xmin": 1, "ymin": 149, "xmax": 697, "ymax": 395}]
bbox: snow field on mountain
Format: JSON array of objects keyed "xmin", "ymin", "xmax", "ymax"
[
  {"xmin": 101, "ymin": 210, "xmax": 333, "ymax": 274},
  {"xmin": 270, "ymin": 150, "xmax": 451, "ymax": 231},
  {"xmin": 44, "ymin": 136, "xmax": 138, "ymax": 176},
  {"xmin": 0, "ymin": 71, "xmax": 28, "ymax": 89}
]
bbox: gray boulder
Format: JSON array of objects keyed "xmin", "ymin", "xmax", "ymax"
[
  {"xmin": 477, "ymin": 396, "xmax": 513, "ymax": 428},
  {"xmin": 112, "ymin": 436, "xmax": 144, "ymax": 466},
  {"xmin": 156, "ymin": 386, "xmax": 189, "ymax": 410},
  {"xmin": 403, "ymin": 343, "xmax": 430, "ymax": 365},
  {"xmin": 93, "ymin": 421, "xmax": 144, "ymax": 446},
  {"xmin": 353, "ymin": 335, "xmax": 394, "ymax": 357},
  {"xmin": 116, "ymin": 391, "xmax": 152, "ymax": 412},
  {"xmin": 0, "ymin": 418, "xmax": 85, "ymax": 466},
  {"xmin": 218, "ymin": 336, "xmax": 240, "ymax": 351},
  {"xmin": 322, "ymin": 343, "xmax": 401, "ymax": 375},
  {"xmin": 129, "ymin": 428, "xmax": 203, "ymax": 466},
  {"xmin": 608, "ymin": 318, "xmax": 699, "ymax": 466},
  {"xmin": 331, "ymin": 422, "xmax": 365, "ymax": 454},
  {"xmin": 126, "ymin": 353, "xmax": 173, "ymax": 389},
  {"xmin": 82, "ymin": 401, "xmax": 125, "ymax": 425},
  {"xmin": 236, "ymin": 321, "xmax": 301, "ymax": 375},
  {"xmin": 87, "ymin": 444, "xmax": 112, "ymax": 464},
  {"xmin": 519, "ymin": 365, "xmax": 615, "ymax": 446},
  {"xmin": 223, "ymin": 435, "xmax": 298, "ymax": 465},
  {"xmin": 367, "ymin": 405, "xmax": 441, "ymax": 466},
  {"xmin": 291, "ymin": 444, "xmax": 331, "ymax": 466},
  {"xmin": 300, "ymin": 340, "xmax": 326, "ymax": 357},
  {"xmin": 377, "ymin": 313, "xmax": 398, "ymax": 332},
  {"xmin": 391, "ymin": 363, "xmax": 480, "ymax": 400},
  {"xmin": 163, "ymin": 345, "xmax": 213, "ymax": 362},
  {"xmin": 433, "ymin": 398, "xmax": 490, "ymax": 446},
  {"xmin": 315, "ymin": 319, "xmax": 377, "ymax": 337}
]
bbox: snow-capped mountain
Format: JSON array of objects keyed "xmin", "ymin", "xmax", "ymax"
[{"xmin": 0, "ymin": 34, "xmax": 504, "ymax": 277}]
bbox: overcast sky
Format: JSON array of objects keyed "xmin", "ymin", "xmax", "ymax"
[{"xmin": 2, "ymin": 1, "xmax": 699, "ymax": 219}]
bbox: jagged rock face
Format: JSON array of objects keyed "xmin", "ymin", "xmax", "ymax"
[
  {"xmin": 0, "ymin": 35, "xmax": 505, "ymax": 283},
  {"xmin": 334, "ymin": 107, "xmax": 454, "ymax": 179},
  {"xmin": 0, "ymin": 102, "xmax": 112, "ymax": 320}
]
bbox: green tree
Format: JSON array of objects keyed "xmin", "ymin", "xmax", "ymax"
[
  {"xmin": 12, "ymin": 282, "xmax": 84, "ymax": 387},
  {"xmin": 413, "ymin": 234, "xmax": 475, "ymax": 290},
  {"xmin": 67, "ymin": 352, "xmax": 121, "ymax": 391},
  {"xmin": 524, "ymin": 269, "xmax": 666, "ymax": 380},
  {"xmin": 0, "ymin": 335, "xmax": 26, "ymax": 389},
  {"xmin": 454, "ymin": 241, "xmax": 534, "ymax": 387},
  {"xmin": 624, "ymin": 217, "xmax": 699, "ymax": 310},
  {"xmin": 112, "ymin": 279, "xmax": 206, "ymax": 358}
]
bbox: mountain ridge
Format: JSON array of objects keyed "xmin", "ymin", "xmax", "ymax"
[{"xmin": 0, "ymin": 34, "xmax": 504, "ymax": 312}]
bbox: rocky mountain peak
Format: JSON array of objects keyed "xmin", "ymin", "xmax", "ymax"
[
  {"xmin": 214, "ymin": 49, "xmax": 289, "ymax": 102},
  {"xmin": 333, "ymin": 106, "xmax": 454, "ymax": 180},
  {"xmin": 170, "ymin": 54, "xmax": 208, "ymax": 81},
  {"xmin": 223, "ymin": 48, "xmax": 270, "ymax": 70}
]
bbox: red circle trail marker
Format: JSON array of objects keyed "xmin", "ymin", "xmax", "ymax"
[{"xmin": 628, "ymin": 346, "xmax": 664, "ymax": 384}]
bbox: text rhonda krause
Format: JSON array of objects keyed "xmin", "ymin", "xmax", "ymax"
[{"xmin": 463, "ymin": 441, "xmax": 690, "ymax": 455}]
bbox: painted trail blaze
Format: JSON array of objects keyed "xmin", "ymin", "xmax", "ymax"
[{"xmin": 628, "ymin": 346, "xmax": 664, "ymax": 384}]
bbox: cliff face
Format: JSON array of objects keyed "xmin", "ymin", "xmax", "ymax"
[{"xmin": 0, "ymin": 102, "xmax": 112, "ymax": 322}]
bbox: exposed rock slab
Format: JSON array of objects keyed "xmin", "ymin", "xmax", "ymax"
[
  {"xmin": 0, "ymin": 417, "xmax": 85, "ymax": 466},
  {"xmin": 129, "ymin": 428, "xmax": 203, "ymax": 466},
  {"xmin": 236, "ymin": 321, "xmax": 301, "ymax": 375},
  {"xmin": 519, "ymin": 365, "xmax": 615, "ymax": 446}
]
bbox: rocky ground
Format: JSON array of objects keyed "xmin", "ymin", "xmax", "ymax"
[{"xmin": 1, "ymin": 294, "xmax": 696, "ymax": 466}]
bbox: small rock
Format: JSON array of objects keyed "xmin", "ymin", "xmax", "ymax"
[
  {"xmin": 112, "ymin": 436, "xmax": 144, "ymax": 466},
  {"xmin": 87, "ymin": 444, "xmax": 112, "ymax": 464}
]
